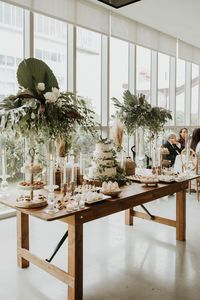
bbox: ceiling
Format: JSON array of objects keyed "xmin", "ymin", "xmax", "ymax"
[{"xmin": 95, "ymin": 0, "xmax": 200, "ymax": 49}]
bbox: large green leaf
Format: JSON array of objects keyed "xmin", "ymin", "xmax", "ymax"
[{"xmin": 17, "ymin": 58, "xmax": 59, "ymax": 94}]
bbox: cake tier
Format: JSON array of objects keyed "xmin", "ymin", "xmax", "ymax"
[
  {"xmin": 92, "ymin": 159, "xmax": 116, "ymax": 167},
  {"xmin": 88, "ymin": 165, "xmax": 117, "ymax": 179},
  {"xmin": 95, "ymin": 143, "xmax": 111, "ymax": 152},
  {"xmin": 93, "ymin": 150, "xmax": 113, "ymax": 159}
]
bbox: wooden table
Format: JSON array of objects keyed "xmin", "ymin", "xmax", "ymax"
[{"xmin": 0, "ymin": 179, "xmax": 195, "ymax": 299}]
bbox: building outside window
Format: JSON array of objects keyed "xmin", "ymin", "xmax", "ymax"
[
  {"xmin": 158, "ymin": 53, "xmax": 170, "ymax": 108},
  {"xmin": 0, "ymin": 2, "xmax": 23, "ymax": 100},
  {"xmin": 136, "ymin": 45, "xmax": 151, "ymax": 101},
  {"xmin": 110, "ymin": 37, "xmax": 128, "ymax": 119},
  {"xmin": 77, "ymin": 27, "xmax": 101, "ymax": 123},
  {"xmin": 191, "ymin": 63, "xmax": 199, "ymax": 125},
  {"xmin": 176, "ymin": 59, "xmax": 185, "ymax": 125},
  {"xmin": 34, "ymin": 13, "xmax": 68, "ymax": 91}
]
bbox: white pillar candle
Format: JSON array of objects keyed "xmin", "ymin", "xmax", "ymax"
[
  {"xmin": 71, "ymin": 156, "xmax": 75, "ymax": 182},
  {"xmin": 80, "ymin": 153, "xmax": 83, "ymax": 175},
  {"xmin": 2, "ymin": 149, "xmax": 6, "ymax": 178},
  {"xmin": 49, "ymin": 155, "xmax": 54, "ymax": 189},
  {"xmin": 63, "ymin": 157, "xmax": 67, "ymax": 184}
]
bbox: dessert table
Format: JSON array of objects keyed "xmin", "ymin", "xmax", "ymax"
[{"xmin": 0, "ymin": 177, "xmax": 198, "ymax": 300}]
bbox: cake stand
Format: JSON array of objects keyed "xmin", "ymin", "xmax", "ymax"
[{"xmin": 16, "ymin": 163, "xmax": 47, "ymax": 208}]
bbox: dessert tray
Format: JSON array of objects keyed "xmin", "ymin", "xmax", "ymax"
[
  {"xmin": 101, "ymin": 190, "xmax": 121, "ymax": 197},
  {"xmin": 18, "ymin": 181, "xmax": 45, "ymax": 190},
  {"xmin": 85, "ymin": 193, "xmax": 111, "ymax": 205},
  {"xmin": 126, "ymin": 175, "xmax": 142, "ymax": 182},
  {"xmin": 157, "ymin": 175, "xmax": 176, "ymax": 183},
  {"xmin": 101, "ymin": 181, "xmax": 121, "ymax": 197},
  {"xmin": 15, "ymin": 194, "xmax": 47, "ymax": 208},
  {"xmin": 139, "ymin": 176, "xmax": 159, "ymax": 186}
]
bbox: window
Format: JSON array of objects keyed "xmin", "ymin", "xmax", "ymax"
[
  {"xmin": 136, "ymin": 46, "xmax": 151, "ymax": 101},
  {"xmin": 110, "ymin": 37, "xmax": 128, "ymax": 119},
  {"xmin": 158, "ymin": 53, "xmax": 170, "ymax": 108},
  {"xmin": 0, "ymin": 2, "xmax": 24, "ymax": 217},
  {"xmin": 191, "ymin": 63, "xmax": 199, "ymax": 125},
  {"xmin": 7, "ymin": 56, "xmax": 15, "ymax": 66},
  {"xmin": 0, "ymin": 3, "xmax": 23, "ymax": 97},
  {"xmin": 0, "ymin": 55, "xmax": 5, "ymax": 65},
  {"xmin": 34, "ymin": 13, "xmax": 68, "ymax": 91},
  {"xmin": 176, "ymin": 59, "xmax": 185, "ymax": 125},
  {"xmin": 77, "ymin": 27, "xmax": 101, "ymax": 122}
]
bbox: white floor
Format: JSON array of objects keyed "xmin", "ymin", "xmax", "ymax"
[{"xmin": 1, "ymin": 193, "xmax": 200, "ymax": 300}]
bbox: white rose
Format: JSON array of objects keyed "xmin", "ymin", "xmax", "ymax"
[
  {"xmin": 52, "ymin": 87, "xmax": 60, "ymax": 98},
  {"xmin": 44, "ymin": 92, "xmax": 57, "ymax": 103},
  {"xmin": 37, "ymin": 82, "xmax": 45, "ymax": 91}
]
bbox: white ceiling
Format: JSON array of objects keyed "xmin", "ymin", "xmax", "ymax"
[{"xmin": 94, "ymin": 0, "xmax": 200, "ymax": 49}]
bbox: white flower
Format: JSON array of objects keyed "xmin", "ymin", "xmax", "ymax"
[
  {"xmin": 44, "ymin": 87, "xmax": 60, "ymax": 103},
  {"xmin": 44, "ymin": 92, "xmax": 57, "ymax": 103},
  {"xmin": 31, "ymin": 112, "xmax": 35, "ymax": 119},
  {"xmin": 37, "ymin": 82, "xmax": 45, "ymax": 91},
  {"xmin": 52, "ymin": 87, "xmax": 61, "ymax": 98}
]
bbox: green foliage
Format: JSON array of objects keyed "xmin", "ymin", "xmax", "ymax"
[
  {"xmin": 97, "ymin": 173, "xmax": 130, "ymax": 186},
  {"xmin": 0, "ymin": 58, "xmax": 97, "ymax": 150},
  {"xmin": 112, "ymin": 90, "xmax": 172, "ymax": 138},
  {"xmin": 6, "ymin": 132, "xmax": 24, "ymax": 181},
  {"xmin": 17, "ymin": 58, "xmax": 58, "ymax": 95}
]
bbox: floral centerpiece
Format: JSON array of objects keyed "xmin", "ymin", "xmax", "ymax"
[
  {"xmin": 112, "ymin": 90, "xmax": 172, "ymax": 168},
  {"xmin": 112, "ymin": 90, "xmax": 172, "ymax": 138},
  {"xmin": 0, "ymin": 58, "xmax": 96, "ymax": 149}
]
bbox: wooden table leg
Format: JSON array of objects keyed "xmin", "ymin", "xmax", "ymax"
[
  {"xmin": 125, "ymin": 208, "xmax": 133, "ymax": 225},
  {"xmin": 68, "ymin": 215, "xmax": 83, "ymax": 300},
  {"xmin": 176, "ymin": 190, "xmax": 186, "ymax": 241},
  {"xmin": 17, "ymin": 211, "xmax": 29, "ymax": 268}
]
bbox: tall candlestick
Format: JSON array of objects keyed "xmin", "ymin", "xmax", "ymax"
[
  {"xmin": 63, "ymin": 157, "xmax": 67, "ymax": 184},
  {"xmin": 49, "ymin": 156, "xmax": 54, "ymax": 190},
  {"xmin": 71, "ymin": 156, "xmax": 74, "ymax": 182},
  {"xmin": 2, "ymin": 149, "xmax": 6, "ymax": 178},
  {"xmin": 80, "ymin": 153, "xmax": 83, "ymax": 175}
]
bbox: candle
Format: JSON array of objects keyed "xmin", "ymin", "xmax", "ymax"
[
  {"xmin": 2, "ymin": 149, "xmax": 6, "ymax": 178},
  {"xmin": 80, "ymin": 153, "xmax": 83, "ymax": 175},
  {"xmin": 63, "ymin": 157, "xmax": 67, "ymax": 184},
  {"xmin": 49, "ymin": 156, "xmax": 54, "ymax": 189},
  {"xmin": 71, "ymin": 156, "xmax": 74, "ymax": 182}
]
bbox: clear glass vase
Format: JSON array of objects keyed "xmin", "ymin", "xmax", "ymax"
[{"xmin": 135, "ymin": 127, "xmax": 146, "ymax": 170}]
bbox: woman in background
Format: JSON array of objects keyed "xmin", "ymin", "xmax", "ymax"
[
  {"xmin": 178, "ymin": 127, "xmax": 188, "ymax": 150},
  {"xmin": 191, "ymin": 128, "xmax": 200, "ymax": 153}
]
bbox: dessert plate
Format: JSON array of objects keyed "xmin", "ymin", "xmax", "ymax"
[{"xmin": 85, "ymin": 194, "xmax": 111, "ymax": 205}]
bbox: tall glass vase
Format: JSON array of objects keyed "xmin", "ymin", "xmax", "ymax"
[
  {"xmin": 151, "ymin": 136, "xmax": 160, "ymax": 168},
  {"xmin": 135, "ymin": 127, "xmax": 145, "ymax": 170}
]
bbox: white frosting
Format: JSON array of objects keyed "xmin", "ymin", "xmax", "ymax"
[
  {"xmin": 88, "ymin": 142, "xmax": 117, "ymax": 179},
  {"xmin": 101, "ymin": 181, "xmax": 120, "ymax": 193}
]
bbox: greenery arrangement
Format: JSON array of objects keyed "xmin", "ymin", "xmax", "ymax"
[
  {"xmin": 98, "ymin": 172, "xmax": 130, "ymax": 186},
  {"xmin": 112, "ymin": 90, "xmax": 172, "ymax": 138},
  {"xmin": 0, "ymin": 58, "xmax": 97, "ymax": 149}
]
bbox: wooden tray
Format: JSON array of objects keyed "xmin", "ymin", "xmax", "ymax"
[
  {"xmin": 15, "ymin": 199, "xmax": 47, "ymax": 208},
  {"xmin": 101, "ymin": 190, "xmax": 121, "ymax": 197},
  {"xmin": 85, "ymin": 194, "xmax": 111, "ymax": 205},
  {"xmin": 126, "ymin": 175, "xmax": 142, "ymax": 182},
  {"xmin": 140, "ymin": 180, "xmax": 159, "ymax": 187}
]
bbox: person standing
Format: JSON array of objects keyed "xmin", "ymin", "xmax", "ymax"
[
  {"xmin": 163, "ymin": 133, "xmax": 182, "ymax": 167},
  {"xmin": 190, "ymin": 128, "xmax": 200, "ymax": 152},
  {"xmin": 178, "ymin": 127, "xmax": 188, "ymax": 150}
]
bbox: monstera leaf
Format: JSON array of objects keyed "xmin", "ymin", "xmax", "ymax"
[{"xmin": 17, "ymin": 58, "xmax": 59, "ymax": 95}]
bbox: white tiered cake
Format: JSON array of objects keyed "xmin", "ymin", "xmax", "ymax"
[{"xmin": 88, "ymin": 141, "xmax": 117, "ymax": 179}]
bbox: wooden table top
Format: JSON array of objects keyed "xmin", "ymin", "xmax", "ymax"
[{"xmin": 0, "ymin": 176, "xmax": 196, "ymax": 223}]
